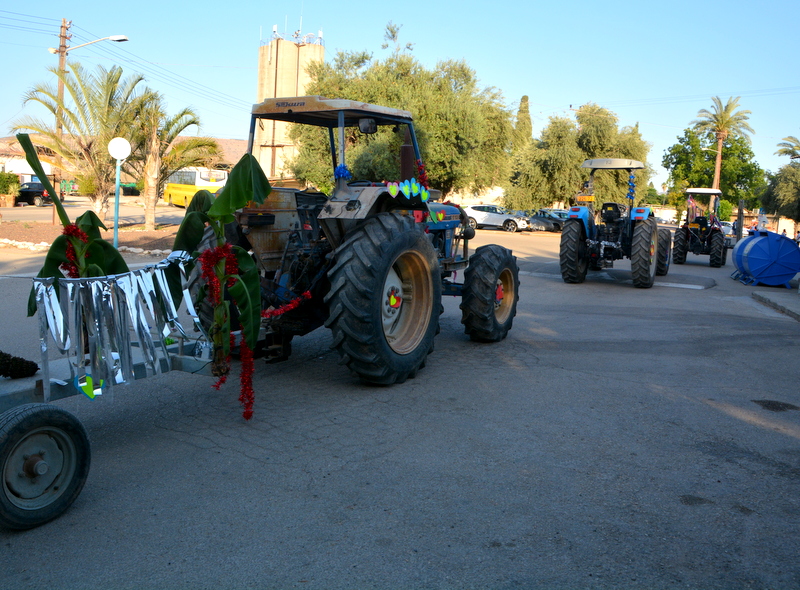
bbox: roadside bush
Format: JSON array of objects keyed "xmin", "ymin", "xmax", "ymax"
[{"xmin": 0, "ymin": 171, "xmax": 19, "ymax": 194}]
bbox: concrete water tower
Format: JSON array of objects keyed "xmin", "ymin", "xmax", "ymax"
[{"xmin": 254, "ymin": 27, "xmax": 325, "ymax": 183}]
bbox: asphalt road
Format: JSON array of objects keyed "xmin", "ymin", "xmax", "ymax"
[{"xmin": 1, "ymin": 228, "xmax": 799, "ymax": 589}]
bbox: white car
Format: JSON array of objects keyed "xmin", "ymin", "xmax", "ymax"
[{"xmin": 462, "ymin": 205, "xmax": 530, "ymax": 232}]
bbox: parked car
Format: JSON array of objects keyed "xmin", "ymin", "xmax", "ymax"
[
  {"xmin": 463, "ymin": 205, "xmax": 530, "ymax": 232},
  {"xmin": 16, "ymin": 182, "xmax": 51, "ymax": 207},
  {"xmin": 530, "ymin": 210, "xmax": 563, "ymax": 232}
]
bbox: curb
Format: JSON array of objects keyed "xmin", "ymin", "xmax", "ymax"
[{"xmin": 751, "ymin": 292, "xmax": 800, "ymax": 322}]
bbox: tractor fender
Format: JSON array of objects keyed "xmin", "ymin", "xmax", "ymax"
[
  {"xmin": 566, "ymin": 206, "xmax": 593, "ymax": 238},
  {"xmin": 630, "ymin": 206, "xmax": 653, "ymax": 221}
]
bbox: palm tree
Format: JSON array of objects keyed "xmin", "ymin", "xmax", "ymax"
[
  {"xmin": 775, "ymin": 135, "xmax": 800, "ymax": 159},
  {"xmin": 13, "ymin": 63, "xmax": 146, "ymax": 220},
  {"xmin": 127, "ymin": 93, "xmax": 222, "ymax": 230},
  {"xmin": 691, "ymin": 96, "xmax": 755, "ymax": 190}
]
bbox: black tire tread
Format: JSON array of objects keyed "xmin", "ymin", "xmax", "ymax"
[
  {"xmin": 709, "ymin": 231, "xmax": 726, "ymax": 267},
  {"xmin": 656, "ymin": 227, "xmax": 671, "ymax": 276},
  {"xmin": 460, "ymin": 245, "xmax": 519, "ymax": 342},
  {"xmin": 631, "ymin": 218, "xmax": 658, "ymax": 288},
  {"xmin": 672, "ymin": 227, "xmax": 688, "ymax": 264},
  {"xmin": 559, "ymin": 220, "xmax": 588, "ymax": 283},
  {"xmin": 324, "ymin": 213, "xmax": 441, "ymax": 384}
]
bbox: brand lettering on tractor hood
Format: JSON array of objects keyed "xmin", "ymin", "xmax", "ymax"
[{"xmin": 276, "ymin": 101, "xmax": 305, "ymax": 107}]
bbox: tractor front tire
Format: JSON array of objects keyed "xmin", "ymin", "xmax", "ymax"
[
  {"xmin": 672, "ymin": 227, "xmax": 688, "ymax": 264},
  {"xmin": 560, "ymin": 220, "xmax": 588, "ymax": 283},
  {"xmin": 709, "ymin": 231, "xmax": 726, "ymax": 268},
  {"xmin": 325, "ymin": 213, "xmax": 441, "ymax": 385},
  {"xmin": 631, "ymin": 218, "xmax": 658, "ymax": 288},
  {"xmin": 0, "ymin": 404, "xmax": 90, "ymax": 530},
  {"xmin": 460, "ymin": 245, "xmax": 519, "ymax": 342},
  {"xmin": 656, "ymin": 228, "xmax": 672, "ymax": 276}
]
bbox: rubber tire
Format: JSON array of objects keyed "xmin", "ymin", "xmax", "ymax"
[
  {"xmin": 503, "ymin": 220, "xmax": 518, "ymax": 233},
  {"xmin": 672, "ymin": 227, "xmax": 687, "ymax": 264},
  {"xmin": 631, "ymin": 218, "xmax": 658, "ymax": 288},
  {"xmin": 324, "ymin": 213, "xmax": 441, "ymax": 385},
  {"xmin": 709, "ymin": 231, "xmax": 726, "ymax": 268},
  {"xmin": 460, "ymin": 245, "xmax": 519, "ymax": 342},
  {"xmin": 560, "ymin": 220, "xmax": 588, "ymax": 283},
  {"xmin": 0, "ymin": 403, "xmax": 90, "ymax": 530},
  {"xmin": 467, "ymin": 218, "xmax": 478, "ymax": 230},
  {"xmin": 656, "ymin": 228, "xmax": 672, "ymax": 276},
  {"xmin": 33, "ymin": 196, "xmax": 44, "ymax": 207}
]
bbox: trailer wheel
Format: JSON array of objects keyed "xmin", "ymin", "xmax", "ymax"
[
  {"xmin": 672, "ymin": 228, "xmax": 687, "ymax": 264},
  {"xmin": 631, "ymin": 218, "xmax": 658, "ymax": 288},
  {"xmin": 709, "ymin": 231, "xmax": 726, "ymax": 268},
  {"xmin": 460, "ymin": 245, "xmax": 519, "ymax": 342},
  {"xmin": 0, "ymin": 404, "xmax": 90, "ymax": 530},
  {"xmin": 325, "ymin": 213, "xmax": 441, "ymax": 384},
  {"xmin": 560, "ymin": 220, "xmax": 588, "ymax": 283},
  {"xmin": 656, "ymin": 228, "xmax": 672, "ymax": 276}
]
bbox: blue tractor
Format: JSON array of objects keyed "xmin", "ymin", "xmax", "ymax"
[
  {"xmin": 219, "ymin": 96, "xmax": 520, "ymax": 383},
  {"xmin": 559, "ymin": 158, "xmax": 671, "ymax": 288}
]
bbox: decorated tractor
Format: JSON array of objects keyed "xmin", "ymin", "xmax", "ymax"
[
  {"xmin": 672, "ymin": 187, "xmax": 727, "ymax": 267},
  {"xmin": 0, "ymin": 101, "xmax": 521, "ymax": 531},
  {"xmin": 559, "ymin": 158, "xmax": 671, "ymax": 288},
  {"xmin": 228, "ymin": 96, "xmax": 520, "ymax": 383}
]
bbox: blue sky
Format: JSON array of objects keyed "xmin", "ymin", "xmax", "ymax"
[{"xmin": 1, "ymin": 1, "xmax": 798, "ymax": 191}]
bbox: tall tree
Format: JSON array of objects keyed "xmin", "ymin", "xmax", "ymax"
[
  {"xmin": 662, "ymin": 127, "xmax": 764, "ymax": 208},
  {"xmin": 775, "ymin": 134, "xmax": 800, "ymax": 159},
  {"xmin": 691, "ymin": 96, "xmax": 754, "ymax": 190},
  {"xmin": 127, "ymin": 93, "xmax": 221, "ymax": 230},
  {"xmin": 290, "ymin": 24, "xmax": 510, "ymax": 196},
  {"xmin": 13, "ymin": 63, "xmax": 146, "ymax": 221},
  {"xmin": 512, "ymin": 96, "xmax": 532, "ymax": 153},
  {"xmin": 504, "ymin": 104, "xmax": 651, "ymax": 211}
]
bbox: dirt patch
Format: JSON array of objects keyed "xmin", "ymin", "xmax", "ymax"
[{"xmin": 0, "ymin": 220, "xmax": 179, "ymax": 252}]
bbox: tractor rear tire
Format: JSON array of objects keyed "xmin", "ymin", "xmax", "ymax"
[
  {"xmin": 324, "ymin": 213, "xmax": 441, "ymax": 385},
  {"xmin": 460, "ymin": 245, "xmax": 519, "ymax": 342},
  {"xmin": 709, "ymin": 231, "xmax": 726, "ymax": 267},
  {"xmin": 656, "ymin": 228, "xmax": 672, "ymax": 276},
  {"xmin": 560, "ymin": 220, "xmax": 588, "ymax": 283},
  {"xmin": 631, "ymin": 218, "xmax": 658, "ymax": 288},
  {"xmin": 672, "ymin": 227, "xmax": 687, "ymax": 264},
  {"xmin": 0, "ymin": 404, "xmax": 90, "ymax": 530}
]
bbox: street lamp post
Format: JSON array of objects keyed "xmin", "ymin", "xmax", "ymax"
[
  {"xmin": 108, "ymin": 138, "xmax": 132, "ymax": 248},
  {"xmin": 48, "ymin": 19, "xmax": 127, "ymax": 190}
]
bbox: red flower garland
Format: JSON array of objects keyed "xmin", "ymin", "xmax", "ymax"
[
  {"xmin": 238, "ymin": 338, "xmax": 254, "ymax": 420},
  {"xmin": 415, "ymin": 159, "xmax": 429, "ymax": 189},
  {"xmin": 261, "ymin": 291, "xmax": 312, "ymax": 319},
  {"xmin": 60, "ymin": 224, "xmax": 89, "ymax": 278},
  {"xmin": 198, "ymin": 243, "xmax": 239, "ymax": 306}
]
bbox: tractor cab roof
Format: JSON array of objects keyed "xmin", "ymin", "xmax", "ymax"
[
  {"xmin": 251, "ymin": 95, "xmax": 414, "ymax": 128},
  {"xmin": 685, "ymin": 188, "xmax": 722, "ymax": 196},
  {"xmin": 581, "ymin": 158, "xmax": 645, "ymax": 171}
]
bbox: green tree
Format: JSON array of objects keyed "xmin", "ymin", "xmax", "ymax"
[
  {"xmin": 760, "ymin": 163, "xmax": 800, "ymax": 222},
  {"xmin": 290, "ymin": 24, "xmax": 510, "ymax": 197},
  {"xmin": 504, "ymin": 104, "xmax": 651, "ymax": 210},
  {"xmin": 512, "ymin": 95, "xmax": 532, "ymax": 153},
  {"xmin": 691, "ymin": 96, "xmax": 755, "ymax": 190},
  {"xmin": 13, "ymin": 63, "xmax": 147, "ymax": 221},
  {"xmin": 127, "ymin": 93, "xmax": 221, "ymax": 230},
  {"xmin": 775, "ymin": 134, "xmax": 800, "ymax": 159},
  {"xmin": 662, "ymin": 127, "xmax": 763, "ymax": 208}
]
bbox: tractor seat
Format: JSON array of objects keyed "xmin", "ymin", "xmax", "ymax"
[
  {"xmin": 600, "ymin": 202, "xmax": 623, "ymax": 223},
  {"xmin": 692, "ymin": 216, "xmax": 708, "ymax": 230}
]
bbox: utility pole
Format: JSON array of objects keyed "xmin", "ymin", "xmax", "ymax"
[{"xmin": 54, "ymin": 18, "xmax": 71, "ymax": 191}]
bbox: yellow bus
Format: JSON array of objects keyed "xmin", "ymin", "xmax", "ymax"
[{"xmin": 162, "ymin": 167, "xmax": 228, "ymax": 207}]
